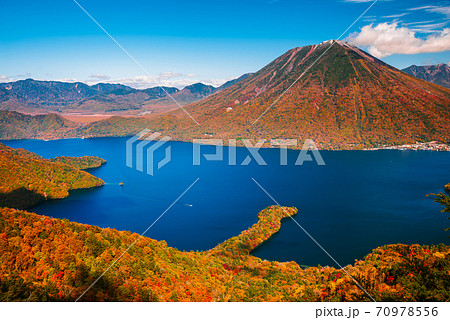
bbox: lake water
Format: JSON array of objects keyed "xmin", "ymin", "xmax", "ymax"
[{"xmin": 2, "ymin": 138, "xmax": 449, "ymax": 267}]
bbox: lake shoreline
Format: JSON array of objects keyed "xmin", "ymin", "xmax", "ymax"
[
  {"xmin": 2, "ymin": 136, "xmax": 450, "ymax": 152},
  {"xmin": 3, "ymin": 137, "xmax": 449, "ymax": 267}
]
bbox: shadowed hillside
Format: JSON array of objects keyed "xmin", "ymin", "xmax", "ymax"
[{"xmin": 0, "ymin": 143, "xmax": 105, "ymax": 208}]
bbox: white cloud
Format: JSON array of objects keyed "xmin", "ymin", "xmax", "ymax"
[
  {"xmin": 404, "ymin": 19, "xmax": 450, "ymax": 33},
  {"xmin": 157, "ymin": 72, "xmax": 181, "ymax": 79},
  {"xmin": 1, "ymin": 73, "xmax": 228, "ymax": 89},
  {"xmin": 155, "ymin": 72, "xmax": 196, "ymax": 80},
  {"xmin": 90, "ymin": 74, "xmax": 111, "ymax": 80},
  {"xmin": 87, "ymin": 72, "xmax": 191, "ymax": 87},
  {"xmin": 348, "ymin": 22, "xmax": 450, "ymax": 58},
  {"xmin": 407, "ymin": 20, "xmax": 440, "ymax": 26},
  {"xmin": 15, "ymin": 73, "xmax": 32, "ymax": 78},
  {"xmin": 362, "ymin": 15, "xmax": 377, "ymax": 22},
  {"xmin": 54, "ymin": 78, "xmax": 78, "ymax": 83},
  {"xmin": 409, "ymin": 22, "xmax": 449, "ymax": 33},
  {"xmin": 381, "ymin": 13, "xmax": 409, "ymax": 19},
  {"xmin": 86, "ymin": 74, "xmax": 228, "ymax": 89},
  {"xmin": 0, "ymin": 75, "xmax": 14, "ymax": 83},
  {"xmin": 409, "ymin": 5, "xmax": 450, "ymax": 19}
]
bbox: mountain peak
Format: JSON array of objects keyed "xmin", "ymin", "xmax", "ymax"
[
  {"xmin": 182, "ymin": 83, "xmax": 215, "ymax": 95},
  {"xmin": 163, "ymin": 40, "xmax": 450, "ymax": 149},
  {"xmin": 319, "ymin": 39, "xmax": 336, "ymax": 45}
]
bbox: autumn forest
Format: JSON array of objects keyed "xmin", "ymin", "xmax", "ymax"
[{"xmin": 0, "ymin": 142, "xmax": 449, "ymax": 301}]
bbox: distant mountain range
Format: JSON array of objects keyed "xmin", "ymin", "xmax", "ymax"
[
  {"xmin": 0, "ymin": 41, "xmax": 449, "ymax": 149},
  {"xmin": 402, "ymin": 63, "xmax": 450, "ymax": 89},
  {"xmin": 0, "ymin": 76, "xmax": 250, "ymax": 114}
]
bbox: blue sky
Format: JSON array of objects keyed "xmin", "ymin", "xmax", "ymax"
[{"xmin": 1, "ymin": 0, "xmax": 449, "ymax": 88}]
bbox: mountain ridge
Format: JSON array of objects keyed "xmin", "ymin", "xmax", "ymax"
[
  {"xmin": 402, "ymin": 63, "xmax": 450, "ymax": 89},
  {"xmin": 0, "ymin": 76, "xmax": 248, "ymax": 114},
  {"xmin": 1, "ymin": 40, "xmax": 449, "ymax": 149}
]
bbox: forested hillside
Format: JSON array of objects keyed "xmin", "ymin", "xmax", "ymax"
[
  {"xmin": 0, "ymin": 143, "xmax": 105, "ymax": 208},
  {"xmin": 0, "ymin": 111, "xmax": 79, "ymax": 140},
  {"xmin": 0, "ymin": 205, "xmax": 448, "ymax": 301},
  {"xmin": 0, "ymin": 143, "xmax": 448, "ymax": 301},
  {"xmin": 50, "ymin": 156, "xmax": 106, "ymax": 170}
]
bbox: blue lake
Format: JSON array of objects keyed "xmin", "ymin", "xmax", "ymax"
[{"xmin": 2, "ymin": 138, "xmax": 449, "ymax": 267}]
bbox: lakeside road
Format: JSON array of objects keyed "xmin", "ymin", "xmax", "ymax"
[{"xmin": 364, "ymin": 142, "xmax": 450, "ymax": 151}]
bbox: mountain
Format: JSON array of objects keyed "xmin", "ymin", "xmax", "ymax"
[
  {"xmin": 0, "ymin": 111, "xmax": 79, "ymax": 139},
  {"xmin": 0, "ymin": 79, "xmax": 136, "ymax": 113},
  {"xmin": 90, "ymin": 83, "xmax": 134, "ymax": 93},
  {"xmin": 0, "ymin": 79, "xmax": 95, "ymax": 111},
  {"xmin": 172, "ymin": 82, "xmax": 216, "ymax": 104},
  {"xmin": 69, "ymin": 86, "xmax": 184, "ymax": 114},
  {"xmin": 1, "ymin": 41, "xmax": 449, "ymax": 148},
  {"xmin": 140, "ymin": 82, "xmax": 216, "ymax": 107},
  {"xmin": 0, "ymin": 75, "xmax": 249, "ymax": 114},
  {"xmin": 142, "ymin": 86, "xmax": 180, "ymax": 99},
  {"xmin": 183, "ymin": 82, "xmax": 215, "ymax": 96},
  {"xmin": 402, "ymin": 64, "xmax": 450, "ymax": 89},
  {"xmin": 134, "ymin": 40, "xmax": 450, "ymax": 149},
  {"xmin": 214, "ymin": 73, "xmax": 252, "ymax": 92}
]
